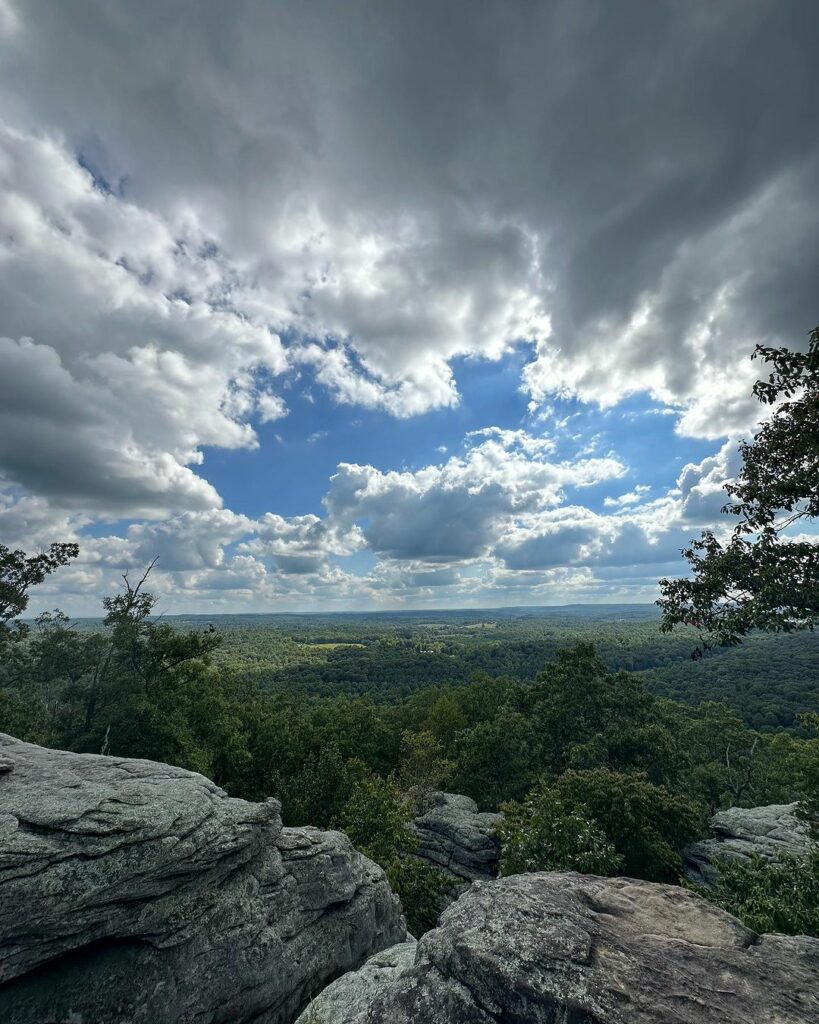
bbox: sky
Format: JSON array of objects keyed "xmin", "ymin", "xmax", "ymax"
[{"xmin": 1, "ymin": 0, "xmax": 817, "ymax": 614}]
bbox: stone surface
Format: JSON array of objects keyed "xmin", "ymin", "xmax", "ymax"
[
  {"xmin": 298, "ymin": 871, "xmax": 819, "ymax": 1024},
  {"xmin": 297, "ymin": 941, "xmax": 417, "ymax": 1023},
  {"xmin": 411, "ymin": 791, "xmax": 501, "ymax": 882},
  {"xmin": 0, "ymin": 733, "xmax": 406, "ymax": 1024},
  {"xmin": 683, "ymin": 802, "xmax": 812, "ymax": 884}
]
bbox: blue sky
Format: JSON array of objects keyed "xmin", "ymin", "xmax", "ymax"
[
  {"xmin": 202, "ymin": 352, "xmax": 715, "ymax": 522},
  {"xmin": 1, "ymin": 1, "xmax": 816, "ymax": 613}
]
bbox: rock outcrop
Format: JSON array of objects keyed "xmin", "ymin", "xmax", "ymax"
[
  {"xmin": 298, "ymin": 941, "xmax": 417, "ymax": 1023},
  {"xmin": 684, "ymin": 802, "xmax": 812, "ymax": 885},
  {"xmin": 0, "ymin": 733, "xmax": 406, "ymax": 1024},
  {"xmin": 297, "ymin": 871, "xmax": 819, "ymax": 1024},
  {"xmin": 411, "ymin": 791, "xmax": 501, "ymax": 882}
]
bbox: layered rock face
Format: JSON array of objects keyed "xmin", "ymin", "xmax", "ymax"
[
  {"xmin": 684, "ymin": 802, "xmax": 812, "ymax": 885},
  {"xmin": 411, "ymin": 791, "xmax": 501, "ymax": 882},
  {"xmin": 298, "ymin": 872, "xmax": 819, "ymax": 1024},
  {"xmin": 0, "ymin": 733, "xmax": 406, "ymax": 1024}
]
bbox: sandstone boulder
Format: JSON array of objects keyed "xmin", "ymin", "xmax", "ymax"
[
  {"xmin": 0, "ymin": 733, "xmax": 406, "ymax": 1024},
  {"xmin": 297, "ymin": 871, "xmax": 819, "ymax": 1024},
  {"xmin": 684, "ymin": 802, "xmax": 812, "ymax": 884},
  {"xmin": 298, "ymin": 941, "xmax": 417, "ymax": 1023},
  {"xmin": 411, "ymin": 791, "xmax": 501, "ymax": 882}
]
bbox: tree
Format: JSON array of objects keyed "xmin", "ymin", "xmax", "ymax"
[
  {"xmin": 453, "ymin": 706, "xmax": 538, "ymax": 808},
  {"xmin": 551, "ymin": 768, "xmax": 706, "ymax": 882},
  {"xmin": 527, "ymin": 644, "xmax": 678, "ymax": 785},
  {"xmin": 336, "ymin": 769, "xmax": 449, "ymax": 935},
  {"xmin": 659, "ymin": 329, "xmax": 819, "ymax": 652},
  {"xmin": 398, "ymin": 729, "xmax": 453, "ymax": 810},
  {"xmin": 0, "ymin": 542, "xmax": 78, "ymax": 648},
  {"xmin": 698, "ymin": 848, "xmax": 819, "ymax": 937},
  {"xmin": 497, "ymin": 783, "xmax": 622, "ymax": 877}
]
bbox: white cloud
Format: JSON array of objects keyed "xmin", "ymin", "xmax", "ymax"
[
  {"xmin": 325, "ymin": 430, "xmax": 626, "ymax": 562},
  {"xmin": 2, "ymin": 2, "xmax": 815, "ymax": 610},
  {"xmin": 603, "ymin": 485, "xmax": 651, "ymax": 509}
]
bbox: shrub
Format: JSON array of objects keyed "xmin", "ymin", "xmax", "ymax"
[{"xmin": 497, "ymin": 783, "xmax": 622, "ymax": 877}]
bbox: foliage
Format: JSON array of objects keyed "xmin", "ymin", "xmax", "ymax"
[
  {"xmin": 335, "ymin": 770, "xmax": 449, "ymax": 935},
  {"xmin": 335, "ymin": 771, "xmax": 416, "ymax": 866},
  {"xmin": 659, "ymin": 329, "xmax": 819, "ymax": 651},
  {"xmin": 384, "ymin": 856, "xmax": 452, "ymax": 937},
  {"xmin": 0, "ymin": 542, "xmax": 78, "ymax": 648},
  {"xmin": 550, "ymin": 769, "xmax": 706, "ymax": 882},
  {"xmin": 453, "ymin": 705, "xmax": 538, "ymax": 806},
  {"xmin": 2, "ymin": 549, "xmax": 817, "ymax": 931},
  {"xmin": 398, "ymin": 729, "xmax": 453, "ymax": 809},
  {"xmin": 527, "ymin": 643, "xmax": 679, "ymax": 785},
  {"xmin": 699, "ymin": 848, "xmax": 819, "ymax": 937},
  {"xmin": 497, "ymin": 783, "xmax": 622, "ymax": 877}
]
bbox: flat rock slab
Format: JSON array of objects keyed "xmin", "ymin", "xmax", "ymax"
[
  {"xmin": 299, "ymin": 871, "xmax": 819, "ymax": 1024},
  {"xmin": 0, "ymin": 733, "xmax": 406, "ymax": 1024}
]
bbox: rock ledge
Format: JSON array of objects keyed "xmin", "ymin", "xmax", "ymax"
[
  {"xmin": 298, "ymin": 871, "xmax": 819, "ymax": 1024},
  {"xmin": 0, "ymin": 733, "xmax": 406, "ymax": 1024}
]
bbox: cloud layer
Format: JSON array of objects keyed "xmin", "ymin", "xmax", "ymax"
[{"xmin": 1, "ymin": 1, "xmax": 815, "ymax": 609}]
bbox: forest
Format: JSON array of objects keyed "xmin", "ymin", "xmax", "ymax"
[{"xmin": 1, "ymin": 576, "xmax": 817, "ymax": 934}]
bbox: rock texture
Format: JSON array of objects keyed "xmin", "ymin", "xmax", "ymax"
[
  {"xmin": 0, "ymin": 733, "xmax": 406, "ymax": 1024},
  {"xmin": 297, "ymin": 872, "xmax": 819, "ymax": 1024},
  {"xmin": 411, "ymin": 791, "xmax": 501, "ymax": 882},
  {"xmin": 298, "ymin": 941, "xmax": 417, "ymax": 1023},
  {"xmin": 684, "ymin": 802, "xmax": 812, "ymax": 885}
]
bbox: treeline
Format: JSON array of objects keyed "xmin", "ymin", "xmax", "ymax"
[{"xmin": 3, "ymin": 599, "xmax": 816, "ymax": 830}]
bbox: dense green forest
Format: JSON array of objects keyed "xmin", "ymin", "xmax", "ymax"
[
  {"xmin": 64, "ymin": 606, "xmax": 818, "ymax": 732},
  {"xmin": 166, "ymin": 609, "xmax": 817, "ymax": 736},
  {"xmin": 1, "ymin": 541, "xmax": 817, "ymax": 934}
]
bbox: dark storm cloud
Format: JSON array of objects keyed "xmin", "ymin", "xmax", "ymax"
[{"xmin": 3, "ymin": 1, "xmax": 816, "ymax": 436}]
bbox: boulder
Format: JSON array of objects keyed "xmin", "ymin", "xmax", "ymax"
[
  {"xmin": 297, "ymin": 871, "xmax": 819, "ymax": 1024},
  {"xmin": 684, "ymin": 802, "xmax": 812, "ymax": 885},
  {"xmin": 411, "ymin": 791, "xmax": 501, "ymax": 882},
  {"xmin": 0, "ymin": 733, "xmax": 407, "ymax": 1024},
  {"xmin": 297, "ymin": 941, "xmax": 417, "ymax": 1023}
]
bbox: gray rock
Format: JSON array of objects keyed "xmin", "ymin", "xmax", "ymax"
[
  {"xmin": 0, "ymin": 733, "xmax": 406, "ymax": 1024},
  {"xmin": 684, "ymin": 802, "xmax": 812, "ymax": 885},
  {"xmin": 300, "ymin": 871, "xmax": 819, "ymax": 1024},
  {"xmin": 411, "ymin": 791, "xmax": 501, "ymax": 882},
  {"xmin": 297, "ymin": 941, "xmax": 417, "ymax": 1023}
]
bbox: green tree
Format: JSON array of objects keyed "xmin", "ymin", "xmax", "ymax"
[
  {"xmin": 336, "ymin": 770, "xmax": 449, "ymax": 935},
  {"xmin": 497, "ymin": 783, "xmax": 622, "ymax": 877},
  {"xmin": 659, "ymin": 329, "xmax": 819, "ymax": 651},
  {"xmin": 453, "ymin": 706, "xmax": 538, "ymax": 808},
  {"xmin": 551, "ymin": 768, "xmax": 706, "ymax": 882},
  {"xmin": 528, "ymin": 644, "xmax": 679, "ymax": 784},
  {"xmin": 699, "ymin": 848, "xmax": 819, "ymax": 937},
  {"xmin": 398, "ymin": 729, "xmax": 453, "ymax": 807},
  {"xmin": 0, "ymin": 542, "xmax": 78, "ymax": 648}
]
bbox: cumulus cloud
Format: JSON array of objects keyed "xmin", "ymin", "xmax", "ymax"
[
  {"xmin": 3, "ymin": 0, "xmax": 814, "ymax": 455},
  {"xmin": 1, "ymin": 1, "xmax": 811, "ymax": 609},
  {"xmin": 12, "ymin": 426, "xmax": 747, "ymax": 613},
  {"xmin": 325, "ymin": 430, "xmax": 626, "ymax": 562},
  {"xmin": 0, "ymin": 123, "xmax": 287, "ymax": 514}
]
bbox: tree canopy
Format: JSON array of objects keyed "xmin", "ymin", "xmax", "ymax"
[{"xmin": 659, "ymin": 328, "xmax": 819, "ymax": 651}]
